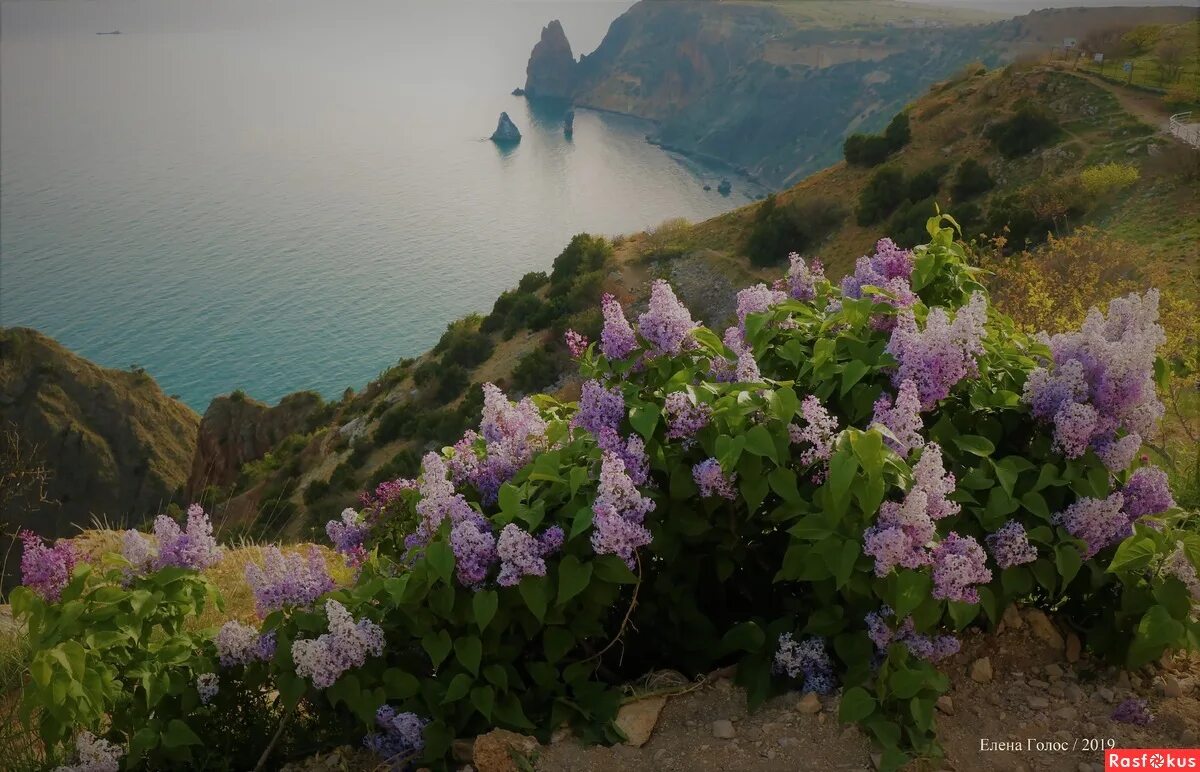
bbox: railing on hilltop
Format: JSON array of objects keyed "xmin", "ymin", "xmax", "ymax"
[{"xmin": 1169, "ymin": 112, "xmax": 1200, "ymax": 149}]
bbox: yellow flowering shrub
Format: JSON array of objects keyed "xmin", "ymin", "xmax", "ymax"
[{"xmin": 1079, "ymin": 162, "xmax": 1140, "ymax": 197}]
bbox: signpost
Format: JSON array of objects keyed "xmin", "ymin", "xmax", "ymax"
[{"xmin": 1123, "ymin": 60, "xmax": 1133, "ymax": 84}]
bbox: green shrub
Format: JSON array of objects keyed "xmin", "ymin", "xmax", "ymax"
[
  {"xmin": 433, "ymin": 363, "xmax": 469, "ymax": 404},
  {"xmin": 906, "ymin": 164, "xmax": 947, "ymax": 202},
  {"xmin": 887, "ymin": 197, "xmax": 939, "ymax": 248},
  {"xmin": 435, "ymin": 316, "xmax": 494, "ymax": 370},
  {"xmin": 510, "ymin": 345, "xmax": 565, "ymax": 394},
  {"xmin": 746, "ymin": 194, "xmax": 846, "ymax": 266},
  {"xmin": 329, "ymin": 460, "xmax": 357, "ymax": 491},
  {"xmin": 303, "ymin": 478, "xmax": 331, "ymax": 504},
  {"xmin": 951, "ymin": 159, "xmax": 994, "ymax": 201},
  {"xmin": 884, "ymin": 111, "xmax": 911, "ymax": 150},
  {"xmin": 844, "ymin": 111, "xmax": 912, "ymax": 167},
  {"xmin": 549, "ymin": 234, "xmax": 612, "ymax": 293},
  {"xmin": 368, "ymin": 448, "xmax": 421, "ymax": 488},
  {"xmin": 375, "ymin": 402, "xmax": 415, "ymax": 445},
  {"xmin": 857, "ymin": 166, "xmax": 907, "ymax": 225},
  {"xmin": 518, "ymin": 271, "xmax": 549, "ymax": 293},
  {"xmin": 986, "ymin": 105, "xmax": 1060, "ymax": 158},
  {"xmin": 1079, "ymin": 162, "xmax": 1140, "ymax": 197}
]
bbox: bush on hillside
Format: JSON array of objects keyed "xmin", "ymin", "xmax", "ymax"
[
  {"xmin": 844, "ymin": 111, "xmax": 912, "ymax": 167},
  {"xmin": 886, "ymin": 197, "xmax": 939, "ymax": 248},
  {"xmin": 510, "ymin": 344, "xmax": 565, "ymax": 394},
  {"xmin": 14, "ymin": 217, "xmax": 1195, "ymax": 772},
  {"xmin": 906, "ymin": 163, "xmax": 948, "ymax": 202},
  {"xmin": 435, "ymin": 316, "xmax": 494, "ymax": 370},
  {"xmin": 856, "ymin": 166, "xmax": 907, "ymax": 225},
  {"xmin": 1080, "ymin": 162, "xmax": 1140, "ymax": 197},
  {"xmin": 985, "ymin": 105, "xmax": 1061, "ymax": 158},
  {"xmin": 549, "ymin": 234, "xmax": 612, "ymax": 292},
  {"xmin": 433, "ymin": 363, "xmax": 469, "ymax": 403},
  {"xmin": 951, "ymin": 159, "xmax": 995, "ymax": 201},
  {"xmin": 746, "ymin": 195, "xmax": 846, "ymax": 266}
]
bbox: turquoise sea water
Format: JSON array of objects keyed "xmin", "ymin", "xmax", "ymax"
[{"xmin": 0, "ymin": 0, "xmax": 760, "ymax": 410}]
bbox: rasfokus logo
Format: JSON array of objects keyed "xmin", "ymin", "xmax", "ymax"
[{"xmin": 1106, "ymin": 749, "xmax": 1200, "ymax": 770}]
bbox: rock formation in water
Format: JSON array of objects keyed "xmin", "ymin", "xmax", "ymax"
[
  {"xmin": 524, "ymin": 20, "xmax": 578, "ymax": 100},
  {"xmin": 0, "ymin": 328, "xmax": 199, "ymax": 559},
  {"xmin": 186, "ymin": 390, "xmax": 324, "ymax": 497},
  {"xmin": 563, "ymin": 109, "xmax": 575, "ymax": 137},
  {"xmin": 491, "ymin": 112, "xmax": 522, "ymax": 143}
]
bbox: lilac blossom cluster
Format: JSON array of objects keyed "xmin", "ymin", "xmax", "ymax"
[
  {"xmin": 572, "ymin": 380, "xmax": 625, "ymax": 436},
  {"xmin": 785, "ymin": 253, "xmax": 825, "ymax": 301},
  {"xmin": 196, "ymin": 673, "xmax": 219, "ymax": 705},
  {"xmin": 244, "ymin": 546, "xmax": 335, "ymax": 617},
  {"xmin": 590, "ymin": 451, "xmax": 655, "ymax": 568},
  {"xmin": 773, "ymin": 633, "xmax": 836, "ymax": 694},
  {"xmin": 121, "ymin": 529, "xmax": 155, "ymax": 579},
  {"xmin": 1122, "ymin": 466, "xmax": 1175, "ymax": 519},
  {"xmin": 359, "ymin": 478, "xmax": 418, "ymax": 521},
  {"xmin": 1023, "ymin": 290, "xmax": 1165, "ymax": 471},
  {"xmin": 408, "ymin": 453, "xmax": 480, "ymax": 550},
  {"xmin": 450, "ymin": 517, "xmax": 496, "ymax": 587},
  {"xmin": 291, "ymin": 599, "xmax": 385, "ymax": 689},
  {"xmin": 789, "ymin": 395, "xmax": 839, "ymax": 480},
  {"xmin": 886, "ymin": 292, "xmax": 987, "ymax": 409},
  {"xmin": 930, "ymin": 532, "xmax": 992, "ymax": 603},
  {"xmin": 985, "ymin": 520, "xmax": 1038, "ymax": 569},
  {"xmin": 865, "ymin": 606, "xmax": 960, "ymax": 663},
  {"xmin": 841, "ymin": 238, "xmax": 914, "ymax": 299},
  {"xmin": 1164, "ymin": 543, "xmax": 1200, "ymax": 600},
  {"xmin": 871, "ymin": 379, "xmax": 925, "ymax": 458},
  {"xmin": 52, "ymin": 731, "xmax": 123, "ymax": 772},
  {"xmin": 595, "ymin": 428, "xmax": 650, "ymax": 486},
  {"xmin": 693, "ymin": 457, "xmax": 737, "ymax": 500},
  {"xmin": 152, "ymin": 504, "xmax": 224, "ymax": 571},
  {"xmin": 326, "ymin": 508, "xmax": 370, "ymax": 564},
  {"xmin": 564, "ymin": 329, "xmax": 589, "ymax": 359},
  {"xmin": 735, "ymin": 283, "xmax": 785, "ymax": 333},
  {"xmin": 1053, "ymin": 466, "xmax": 1174, "ymax": 558},
  {"xmin": 664, "ymin": 391, "xmax": 711, "ymax": 442},
  {"xmin": 19, "ymin": 530, "xmax": 77, "ymax": 602},
  {"xmin": 449, "ymin": 384, "xmax": 549, "ymax": 504},
  {"xmin": 364, "ymin": 705, "xmax": 427, "ymax": 765},
  {"xmin": 711, "ymin": 326, "xmax": 761, "ymax": 383},
  {"xmin": 637, "ymin": 280, "xmax": 697, "ymax": 356},
  {"xmin": 496, "ymin": 523, "xmax": 565, "ymax": 586},
  {"xmin": 215, "ymin": 620, "xmax": 276, "ymax": 668},
  {"xmin": 863, "ymin": 444, "xmax": 960, "ymax": 576},
  {"xmin": 600, "ymin": 293, "xmax": 637, "ymax": 360},
  {"xmin": 1111, "ymin": 697, "xmax": 1153, "ymax": 726}
]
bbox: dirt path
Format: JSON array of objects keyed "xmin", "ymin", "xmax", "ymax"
[{"xmin": 1052, "ymin": 66, "xmax": 1174, "ymax": 135}]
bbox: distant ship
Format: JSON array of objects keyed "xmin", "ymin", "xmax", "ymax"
[{"xmin": 96, "ymin": 31, "xmax": 121, "ymax": 35}]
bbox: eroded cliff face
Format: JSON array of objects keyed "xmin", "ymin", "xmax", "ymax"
[
  {"xmin": 0, "ymin": 328, "xmax": 199, "ymax": 543},
  {"xmin": 524, "ymin": 19, "xmax": 578, "ymax": 100},
  {"xmin": 187, "ymin": 390, "xmax": 323, "ymax": 497}
]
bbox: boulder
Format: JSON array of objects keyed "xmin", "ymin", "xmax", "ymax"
[
  {"xmin": 615, "ymin": 695, "xmax": 668, "ymax": 746},
  {"xmin": 472, "ymin": 729, "xmax": 538, "ymax": 772},
  {"xmin": 490, "ymin": 112, "xmax": 522, "ymax": 144}
]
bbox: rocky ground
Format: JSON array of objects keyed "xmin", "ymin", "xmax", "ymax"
[{"xmin": 288, "ymin": 606, "xmax": 1199, "ymax": 772}]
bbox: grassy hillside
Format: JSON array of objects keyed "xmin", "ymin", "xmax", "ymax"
[{"xmin": 210, "ymin": 60, "xmax": 1198, "ymax": 544}]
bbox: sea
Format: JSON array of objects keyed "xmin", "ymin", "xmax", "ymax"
[{"xmin": 0, "ymin": 0, "xmax": 762, "ymax": 410}]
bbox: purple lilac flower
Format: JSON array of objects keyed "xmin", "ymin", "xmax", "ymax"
[
  {"xmin": 912, "ymin": 444, "xmax": 959, "ymax": 521},
  {"xmin": 736, "ymin": 283, "xmax": 786, "ymax": 333},
  {"xmin": 196, "ymin": 673, "xmax": 219, "ymax": 705},
  {"xmin": 153, "ymin": 504, "xmax": 223, "ymax": 571},
  {"xmin": 1164, "ymin": 543, "xmax": 1200, "ymax": 600},
  {"xmin": 291, "ymin": 599, "xmax": 385, "ymax": 689},
  {"xmin": 364, "ymin": 705, "xmax": 427, "ymax": 764},
  {"xmin": 887, "ymin": 292, "xmax": 988, "ymax": 409},
  {"xmin": 1111, "ymin": 698, "xmax": 1153, "ymax": 726},
  {"xmin": 841, "ymin": 239, "xmax": 914, "ymax": 299},
  {"xmin": 573, "ymin": 380, "xmax": 625, "ymax": 436},
  {"xmin": 871, "ymin": 379, "xmax": 925, "ymax": 457},
  {"xmin": 120, "ymin": 529, "xmax": 155, "ymax": 580},
  {"xmin": 600, "ymin": 293, "xmax": 637, "ymax": 360},
  {"xmin": 863, "ymin": 443, "xmax": 958, "ymax": 576},
  {"xmin": 327, "ymin": 508, "xmax": 370, "ymax": 558},
  {"xmin": 931, "ymin": 532, "xmax": 992, "ymax": 603},
  {"xmin": 1053, "ymin": 493, "xmax": 1129, "ymax": 559},
  {"xmin": 774, "ymin": 633, "xmax": 837, "ymax": 694},
  {"xmin": 19, "ymin": 530, "xmax": 76, "ymax": 603},
  {"xmin": 791, "ymin": 395, "xmax": 839, "ymax": 480},
  {"xmin": 786, "ymin": 253, "xmax": 825, "ymax": 301},
  {"xmin": 245, "ymin": 546, "xmax": 335, "ymax": 617},
  {"xmin": 359, "ymin": 478, "xmax": 418, "ymax": 521},
  {"xmin": 450, "ymin": 384, "xmax": 549, "ymax": 504},
  {"xmin": 693, "ymin": 458, "xmax": 737, "ymax": 500},
  {"xmin": 495, "ymin": 524, "xmax": 547, "ymax": 587},
  {"xmin": 595, "ymin": 427, "xmax": 650, "ymax": 486},
  {"xmin": 411, "ymin": 453, "xmax": 478, "ymax": 549},
  {"xmin": 1121, "ymin": 466, "xmax": 1175, "ymax": 519},
  {"xmin": 538, "ymin": 526, "xmax": 565, "ymax": 556},
  {"xmin": 637, "ymin": 280, "xmax": 697, "ymax": 356},
  {"xmin": 664, "ymin": 392, "xmax": 711, "ymax": 442},
  {"xmin": 1023, "ymin": 291, "xmax": 1165, "ymax": 471},
  {"xmin": 53, "ymin": 731, "xmax": 123, "ymax": 772},
  {"xmin": 596, "ymin": 451, "xmax": 655, "ymax": 522},
  {"xmin": 712, "ymin": 326, "xmax": 761, "ymax": 383},
  {"xmin": 589, "ymin": 451, "xmax": 655, "ymax": 567},
  {"xmin": 450, "ymin": 517, "xmax": 497, "ymax": 588},
  {"xmin": 215, "ymin": 620, "xmax": 275, "ymax": 668},
  {"xmin": 564, "ymin": 329, "xmax": 589, "ymax": 359},
  {"xmin": 985, "ymin": 520, "xmax": 1038, "ymax": 568},
  {"xmin": 867, "ymin": 609, "xmax": 963, "ymax": 663}
]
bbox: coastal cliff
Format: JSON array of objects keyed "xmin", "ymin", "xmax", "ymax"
[{"xmin": 524, "ymin": 19, "xmax": 578, "ymax": 100}]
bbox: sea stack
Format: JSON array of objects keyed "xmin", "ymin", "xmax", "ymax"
[
  {"xmin": 491, "ymin": 112, "xmax": 522, "ymax": 144},
  {"xmin": 563, "ymin": 110, "xmax": 575, "ymax": 137},
  {"xmin": 524, "ymin": 20, "xmax": 578, "ymax": 100},
  {"xmin": 717, "ymin": 179, "xmax": 732, "ymax": 196}
]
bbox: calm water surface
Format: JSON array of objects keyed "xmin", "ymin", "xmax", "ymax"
[{"xmin": 1, "ymin": 0, "xmax": 759, "ymax": 409}]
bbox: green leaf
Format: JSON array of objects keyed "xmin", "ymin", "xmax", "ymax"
[
  {"xmin": 721, "ymin": 621, "xmax": 765, "ymax": 653},
  {"xmin": 849, "ymin": 430, "xmax": 885, "ymax": 477},
  {"xmin": 893, "ymin": 572, "xmax": 931, "ymax": 618},
  {"xmin": 473, "ymin": 590, "xmax": 498, "ymax": 632},
  {"xmin": 1055, "ymin": 544, "xmax": 1082, "ymax": 587},
  {"xmin": 442, "ymin": 673, "xmax": 472, "ymax": 704},
  {"xmin": 383, "ymin": 668, "xmax": 420, "ymax": 700},
  {"xmin": 499, "ymin": 483, "xmax": 523, "ymax": 518},
  {"xmin": 483, "ymin": 664, "xmax": 508, "ymax": 691},
  {"xmin": 455, "ymin": 636, "xmax": 482, "ymax": 676},
  {"xmin": 1021, "ymin": 491, "xmax": 1050, "ymax": 520},
  {"xmin": 470, "ymin": 685, "xmax": 496, "ymax": 720},
  {"xmin": 768, "ymin": 467, "xmax": 801, "ymax": 505},
  {"xmin": 593, "ymin": 554, "xmax": 639, "ymax": 584},
  {"xmin": 954, "ymin": 435, "xmax": 995, "ymax": 457},
  {"xmin": 519, "ymin": 576, "xmax": 549, "ymax": 623},
  {"xmin": 840, "ymin": 360, "xmax": 870, "ymax": 396},
  {"xmin": 628, "ymin": 404, "xmax": 660, "ymax": 440},
  {"xmin": 425, "ymin": 541, "xmax": 454, "ymax": 585},
  {"xmin": 831, "ymin": 540, "xmax": 861, "ymax": 589},
  {"xmin": 839, "ymin": 687, "xmax": 877, "ymax": 723},
  {"xmin": 1108, "ymin": 536, "xmax": 1157, "ymax": 574},
  {"xmin": 543, "ymin": 626, "xmax": 574, "ymax": 663},
  {"xmin": 744, "ymin": 425, "xmax": 779, "ymax": 462},
  {"xmin": 422, "ymin": 630, "xmax": 452, "ymax": 667},
  {"xmin": 557, "ymin": 555, "xmax": 593, "ymax": 606},
  {"xmin": 1128, "ymin": 605, "xmax": 1185, "ymax": 668},
  {"xmin": 161, "ymin": 719, "xmax": 202, "ymax": 749}
]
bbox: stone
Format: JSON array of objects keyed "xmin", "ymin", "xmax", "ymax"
[
  {"xmin": 936, "ymin": 695, "xmax": 955, "ymax": 715},
  {"xmin": 1024, "ymin": 609, "xmax": 1065, "ymax": 651},
  {"xmin": 1054, "ymin": 706, "xmax": 1078, "ymax": 721},
  {"xmin": 550, "ymin": 726, "xmax": 572, "ymax": 745},
  {"xmin": 778, "ymin": 736, "xmax": 800, "ymax": 748},
  {"xmin": 615, "ymin": 696, "xmax": 668, "ymax": 747},
  {"xmin": 1002, "ymin": 604, "xmax": 1024, "ymax": 629},
  {"xmin": 1066, "ymin": 684, "xmax": 1084, "ymax": 703},
  {"xmin": 452, "ymin": 738, "xmax": 476, "ymax": 763},
  {"xmin": 712, "ymin": 720, "xmax": 736, "ymax": 739},
  {"xmin": 1097, "ymin": 687, "xmax": 1115, "ymax": 703},
  {"xmin": 1066, "ymin": 633, "xmax": 1082, "ymax": 663},
  {"xmin": 1161, "ymin": 674, "xmax": 1184, "ymax": 699},
  {"xmin": 472, "ymin": 730, "xmax": 539, "ymax": 772},
  {"xmin": 797, "ymin": 693, "xmax": 822, "ymax": 715},
  {"xmin": 1045, "ymin": 664, "xmax": 1064, "ymax": 679},
  {"xmin": 490, "ymin": 112, "xmax": 522, "ymax": 144},
  {"xmin": 1116, "ymin": 671, "xmax": 1131, "ymax": 689},
  {"xmin": 971, "ymin": 657, "xmax": 993, "ymax": 683},
  {"xmin": 1028, "ymin": 696, "xmax": 1050, "ymax": 710}
]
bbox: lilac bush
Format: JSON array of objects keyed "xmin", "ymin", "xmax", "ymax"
[
  {"xmin": 19, "ymin": 530, "xmax": 77, "ymax": 602},
  {"xmin": 244, "ymin": 545, "xmax": 335, "ymax": 616},
  {"xmin": 291, "ymin": 599, "xmax": 385, "ymax": 689}
]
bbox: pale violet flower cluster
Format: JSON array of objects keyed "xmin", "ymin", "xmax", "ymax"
[
  {"xmin": 215, "ymin": 620, "xmax": 276, "ymax": 668},
  {"xmin": 408, "ymin": 453, "xmax": 479, "ymax": 550},
  {"xmin": 840, "ymin": 238, "xmax": 914, "ymax": 300},
  {"xmin": 693, "ymin": 457, "xmax": 737, "ymax": 500},
  {"xmin": 19, "ymin": 530, "xmax": 77, "ymax": 602},
  {"xmin": 600, "ymin": 293, "xmax": 637, "ymax": 360},
  {"xmin": 790, "ymin": 395, "xmax": 839, "ymax": 480},
  {"xmin": 871, "ymin": 379, "xmax": 925, "ymax": 457},
  {"xmin": 735, "ymin": 283, "xmax": 786, "ymax": 333},
  {"xmin": 785, "ymin": 253, "xmax": 825, "ymax": 301},
  {"xmin": 595, "ymin": 427, "xmax": 650, "ymax": 486},
  {"xmin": 1023, "ymin": 290, "xmax": 1165, "ymax": 471},
  {"xmin": 773, "ymin": 633, "xmax": 836, "ymax": 694},
  {"xmin": 930, "ymin": 532, "xmax": 992, "ymax": 604},
  {"xmin": 1111, "ymin": 697, "xmax": 1153, "ymax": 726},
  {"xmin": 887, "ymin": 292, "xmax": 987, "ymax": 409},
  {"xmin": 52, "ymin": 730, "xmax": 123, "ymax": 772},
  {"xmin": 152, "ymin": 504, "xmax": 224, "ymax": 571},
  {"xmin": 496, "ymin": 523, "xmax": 565, "ymax": 586},
  {"xmin": 564, "ymin": 329, "xmax": 589, "ymax": 359},
  {"xmin": 572, "ymin": 379, "xmax": 625, "ymax": 436},
  {"xmin": 711, "ymin": 326, "xmax": 761, "ymax": 383},
  {"xmin": 326, "ymin": 508, "xmax": 370, "ymax": 563},
  {"xmin": 664, "ymin": 391, "xmax": 711, "ymax": 442},
  {"xmin": 865, "ymin": 606, "xmax": 960, "ymax": 662},
  {"xmin": 985, "ymin": 520, "xmax": 1038, "ymax": 569},
  {"xmin": 1121, "ymin": 466, "xmax": 1175, "ymax": 519},
  {"xmin": 292, "ymin": 600, "xmax": 385, "ymax": 689},
  {"xmin": 196, "ymin": 672, "xmax": 219, "ymax": 705},
  {"xmin": 590, "ymin": 451, "xmax": 654, "ymax": 568},
  {"xmin": 1163, "ymin": 544, "xmax": 1200, "ymax": 600},
  {"xmin": 244, "ymin": 545, "xmax": 335, "ymax": 617},
  {"xmin": 1051, "ymin": 466, "xmax": 1174, "ymax": 559},
  {"xmin": 364, "ymin": 705, "xmax": 427, "ymax": 764},
  {"xmin": 449, "ymin": 383, "xmax": 548, "ymax": 504},
  {"xmin": 863, "ymin": 444, "xmax": 959, "ymax": 576},
  {"xmin": 637, "ymin": 280, "xmax": 697, "ymax": 356}
]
